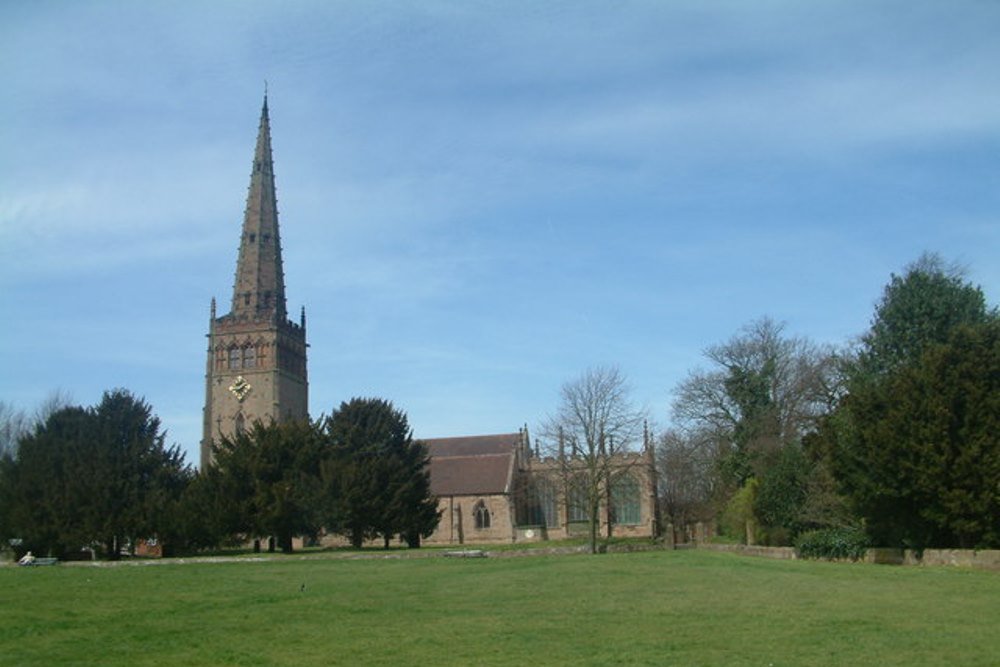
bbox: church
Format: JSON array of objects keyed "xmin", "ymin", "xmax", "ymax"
[
  {"xmin": 422, "ymin": 431, "xmax": 658, "ymax": 545},
  {"xmin": 201, "ymin": 97, "xmax": 658, "ymax": 545}
]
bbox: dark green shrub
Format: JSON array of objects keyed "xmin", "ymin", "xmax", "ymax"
[
  {"xmin": 758, "ymin": 525, "xmax": 792, "ymax": 547},
  {"xmin": 794, "ymin": 526, "xmax": 869, "ymax": 561}
]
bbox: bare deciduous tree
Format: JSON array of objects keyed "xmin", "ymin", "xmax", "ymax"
[
  {"xmin": 541, "ymin": 365, "xmax": 647, "ymax": 554},
  {"xmin": 0, "ymin": 391, "xmax": 72, "ymax": 458},
  {"xmin": 656, "ymin": 427, "xmax": 717, "ymax": 537},
  {"xmin": 0, "ymin": 402, "xmax": 30, "ymax": 458}
]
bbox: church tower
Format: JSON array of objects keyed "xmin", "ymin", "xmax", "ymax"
[{"xmin": 201, "ymin": 95, "xmax": 308, "ymax": 469}]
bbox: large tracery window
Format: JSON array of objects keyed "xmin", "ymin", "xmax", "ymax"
[
  {"xmin": 536, "ymin": 479, "xmax": 558, "ymax": 527},
  {"xmin": 517, "ymin": 478, "xmax": 558, "ymax": 527},
  {"xmin": 567, "ymin": 478, "xmax": 589, "ymax": 523},
  {"xmin": 611, "ymin": 474, "xmax": 641, "ymax": 525}
]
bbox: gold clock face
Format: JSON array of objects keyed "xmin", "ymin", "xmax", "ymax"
[{"xmin": 229, "ymin": 376, "xmax": 252, "ymax": 402}]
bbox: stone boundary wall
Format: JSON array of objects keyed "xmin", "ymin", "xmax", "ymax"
[
  {"xmin": 5, "ymin": 542, "xmax": 996, "ymax": 569},
  {"xmin": 696, "ymin": 543, "xmax": 797, "ymax": 560},
  {"xmin": 696, "ymin": 543, "xmax": 1000, "ymax": 571},
  {"xmin": 870, "ymin": 548, "xmax": 1000, "ymax": 570}
]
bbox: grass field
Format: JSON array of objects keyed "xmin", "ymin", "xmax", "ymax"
[{"xmin": 1, "ymin": 549, "xmax": 997, "ymax": 666}]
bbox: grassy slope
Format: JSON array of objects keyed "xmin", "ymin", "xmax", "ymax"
[{"xmin": 1, "ymin": 550, "xmax": 997, "ymax": 666}]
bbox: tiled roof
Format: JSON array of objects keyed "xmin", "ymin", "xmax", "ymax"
[{"xmin": 424, "ymin": 433, "xmax": 520, "ymax": 496}]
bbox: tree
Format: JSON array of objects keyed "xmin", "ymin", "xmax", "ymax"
[
  {"xmin": 752, "ymin": 443, "xmax": 810, "ymax": 544},
  {"xmin": 668, "ymin": 318, "xmax": 839, "ymax": 542},
  {"xmin": 827, "ymin": 255, "xmax": 998, "ymax": 548},
  {"xmin": 673, "ymin": 318, "xmax": 837, "ymax": 483},
  {"xmin": 323, "ymin": 398, "xmax": 438, "ymax": 549},
  {"xmin": 88, "ymin": 390, "xmax": 189, "ymax": 558},
  {"xmin": 542, "ymin": 366, "xmax": 647, "ymax": 554},
  {"xmin": 833, "ymin": 322, "xmax": 999, "ymax": 548},
  {"xmin": 0, "ymin": 402, "xmax": 30, "ymax": 459},
  {"xmin": 0, "ymin": 390, "xmax": 189, "ymax": 559},
  {"xmin": 168, "ymin": 466, "xmax": 235, "ymax": 552},
  {"xmin": 0, "ymin": 401, "xmax": 32, "ymax": 548},
  {"xmin": 0, "ymin": 406, "xmax": 94, "ymax": 557},
  {"xmin": 211, "ymin": 418, "xmax": 327, "ymax": 553},
  {"xmin": 388, "ymin": 440, "xmax": 440, "ymax": 548},
  {"xmin": 0, "ymin": 391, "xmax": 71, "ymax": 458},
  {"xmin": 655, "ymin": 428, "xmax": 716, "ymax": 534},
  {"xmin": 858, "ymin": 253, "xmax": 992, "ymax": 378}
]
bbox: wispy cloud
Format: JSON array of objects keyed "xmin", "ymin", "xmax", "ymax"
[{"xmin": 2, "ymin": 1, "xmax": 998, "ymax": 464}]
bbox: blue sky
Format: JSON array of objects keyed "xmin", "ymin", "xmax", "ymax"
[{"xmin": 2, "ymin": 1, "xmax": 998, "ymax": 467}]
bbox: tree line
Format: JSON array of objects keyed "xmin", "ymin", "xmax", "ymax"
[
  {"xmin": 2, "ymin": 252, "xmax": 996, "ymax": 558},
  {"xmin": 0, "ymin": 396, "xmax": 438, "ymax": 559},
  {"xmin": 658, "ymin": 253, "xmax": 999, "ymax": 551}
]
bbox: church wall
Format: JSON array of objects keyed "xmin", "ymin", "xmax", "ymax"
[
  {"xmin": 424, "ymin": 494, "xmax": 516, "ymax": 545},
  {"xmin": 518, "ymin": 451, "xmax": 659, "ymax": 541},
  {"xmin": 421, "ymin": 451, "xmax": 658, "ymax": 546}
]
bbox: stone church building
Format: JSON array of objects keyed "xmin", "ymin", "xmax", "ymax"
[
  {"xmin": 423, "ymin": 431, "xmax": 658, "ymax": 545},
  {"xmin": 202, "ymin": 97, "xmax": 658, "ymax": 543}
]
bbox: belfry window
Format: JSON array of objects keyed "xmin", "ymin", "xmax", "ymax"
[
  {"xmin": 473, "ymin": 500, "xmax": 491, "ymax": 530},
  {"xmin": 243, "ymin": 345, "xmax": 256, "ymax": 369},
  {"xmin": 228, "ymin": 346, "xmax": 241, "ymax": 370}
]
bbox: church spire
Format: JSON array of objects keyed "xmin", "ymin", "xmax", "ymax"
[
  {"xmin": 230, "ymin": 93, "xmax": 287, "ymax": 322},
  {"xmin": 202, "ymin": 93, "xmax": 308, "ymax": 470}
]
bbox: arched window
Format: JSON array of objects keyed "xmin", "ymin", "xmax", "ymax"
[
  {"xmin": 611, "ymin": 475, "xmax": 641, "ymax": 525},
  {"xmin": 473, "ymin": 500, "xmax": 491, "ymax": 530},
  {"xmin": 234, "ymin": 412, "xmax": 245, "ymax": 436}
]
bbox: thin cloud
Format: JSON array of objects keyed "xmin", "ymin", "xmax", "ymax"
[{"xmin": 2, "ymin": 1, "xmax": 998, "ymax": 465}]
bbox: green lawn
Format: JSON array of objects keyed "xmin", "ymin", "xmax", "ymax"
[{"xmin": 1, "ymin": 549, "xmax": 997, "ymax": 666}]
